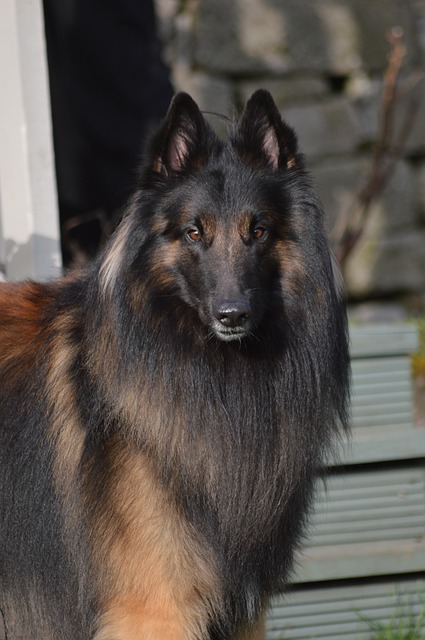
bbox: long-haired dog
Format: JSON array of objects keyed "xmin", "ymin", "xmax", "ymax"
[{"xmin": 0, "ymin": 90, "xmax": 350, "ymax": 639}]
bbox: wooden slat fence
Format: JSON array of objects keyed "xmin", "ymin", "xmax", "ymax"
[{"xmin": 267, "ymin": 322, "xmax": 425, "ymax": 638}]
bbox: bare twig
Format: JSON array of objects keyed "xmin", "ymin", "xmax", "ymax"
[{"xmin": 332, "ymin": 27, "xmax": 424, "ymax": 268}]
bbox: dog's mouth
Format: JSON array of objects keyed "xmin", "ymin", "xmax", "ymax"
[
  {"xmin": 199, "ymin": 297, "xmax": 261, "ymax": 342},
  {"xmin": 212, "ymin": 324, "xmax": 252, "ymax": 342}
]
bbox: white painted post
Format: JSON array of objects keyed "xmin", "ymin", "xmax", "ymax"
[{"xmin": 0, "ymin": 0, "xmax": 61, "ymax": 281}]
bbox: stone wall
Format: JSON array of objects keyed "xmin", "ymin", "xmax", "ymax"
[{"xmin": 156, "ymin": 0, "xmax": 425, "ymax": 302}]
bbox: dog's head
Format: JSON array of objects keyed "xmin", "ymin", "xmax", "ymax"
[
  {"xmin": 139, "ymin": 90, "xmax": 310, "ymax": 342},
  {"xmin": 101, "ymin": 91, "xmax": 335, "ymax": 345}
]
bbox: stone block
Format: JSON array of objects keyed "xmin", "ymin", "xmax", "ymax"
[
  {"xmin": 194, "ymin": 0, "xmax": 412, "ymax": 75},
  {"xmin": 397, "ymin": 81, "xmax": 425, "ymax": 157},
  {"xmin": 346, "ymin": 74, "xmax": 381, "ymax": 146},
  {"xmin": 282, "ymin": 98, "xmax": 359, "ymax": 160},
  {"xmin": 195, "ymin": 0, "xmax": 291, "ymax": 74},
  {"xmin": 312, "ymin": 158, "xmax": 416, "ymax": 235},
  {"xmin": 238, "ymin": 76, "xmax": 328, "ymax": 108},
  {"xmin": 348, "ymin": 76, "xmax": 425, "ymax": 156},
  {"xmin": 164, "ymin": 9, "xmax": 196, "ymax": 68},
  {"xmin": 318, "ymin": 157, "xmax": 423, "ymax": 298},
  {"xmin": 171, "ymin": 68, "xmax": 234, "ymax": 135},
  {"xmin": 344, "ymin": 228, "xmax": 425, "ymax": 297},
  {"xmin": 155, "ymin": 0, "xmax": 180, "ymax": 42}
]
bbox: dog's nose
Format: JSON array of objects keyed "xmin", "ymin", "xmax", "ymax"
[{"xmin": 213, "ymin": 301, "xmax": 252, "ymax": 328}]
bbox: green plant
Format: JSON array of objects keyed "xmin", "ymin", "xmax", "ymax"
[{"xmin": 360, "ymin": 592, "xmax": 425, "ymax": 640}]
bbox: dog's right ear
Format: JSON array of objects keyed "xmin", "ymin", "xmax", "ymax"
[{"xmin": 144, "ymin": 93, "xmax": 211, "ymax": 182}]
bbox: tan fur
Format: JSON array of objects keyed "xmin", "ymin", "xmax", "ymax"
[
  {"xmin": 149, "ymin": 217, "xmax": 168, "ymax": 236},
  {"xmin": 94, "ymin": 599, "xmax": 188, "ymax": 640},
  {"xmin": 145, "ymin": 241, "xmax": 183, "ymax": 294},
  {"xmin": 45, "ymin": 315, "xmax": 86, "ymax": 539},
  {"xmin": 0, "ymin": 282, "xmax": 52, "ymax": 378},
  {"xmin": 0, "ymin": 280, "xmax": 87, "ymax": 509},
  {"xmin": 152, "ymin": 156, "xmax": 165, "ymax": 176},
  {"xmin": 99, "ymin": 213, "xmax": 133, "ymax": 296},
  {"xmin": 274, "ymin": 239, "xmax": 306, "ymax": 292},
  {"xmin": 92, "ymin": 441, "xmax": 220, "ymax": 640},
  {"xmin": 235, "ymin": 614, "xmax": 266, "ymax": 640}
]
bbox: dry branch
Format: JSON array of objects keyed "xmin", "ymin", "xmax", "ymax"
[{"xmin": 332, "ymin": 27, "xmax": 424, "ymax": 269}]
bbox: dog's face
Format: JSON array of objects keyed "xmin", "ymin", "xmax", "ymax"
[
  {"xmin": 171, "ymin": 189, "xmax": 278, "ymax": 342},
  {"xmin": 160, "ymin": 195, "xmax": 278, "ymax": 342},
  {"xmin": 131, "ymin": 91, "xmax": 306, "ymax": 342}
]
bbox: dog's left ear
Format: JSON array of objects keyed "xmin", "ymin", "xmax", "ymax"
[{"xmin": 233, "ymin": 90, "xmax": 300, "ymax": 171}]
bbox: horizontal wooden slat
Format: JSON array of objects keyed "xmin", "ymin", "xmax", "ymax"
[
  {"xmin": 318, "ymin": 468, "xmax": 421, "ymax": 490},
  {"xmin": 296, "ymin": 535, "xmax": 425, "ymax": 584},
  {"xmin": 350, "ymin": 324, "xmax": 419, "ymax": 358},
  {"xmin": 351, "ymin": 356, "xmax": 411, "ymax": 376},
  {"xmin": 307, "ymin": 468, "xmax": 425, "ymax": 548},
  {"xmin": 267, "ymin": 579, "xmax": 425, "ymax": 639},
  {"xmin": 314, "ymin": 506, "xmax": 424, "ymax": 523},
  {"xmin": 334, "ymin": 426, "xmax": 425, "ymax": 465},
  {"xmin": 281, "ymin": 323, "xmax": 422, "ymax": 635},
  {"xmin": 352, "ymin": 408, "xmax": 412, "ymax": 424},
  {"xmin": 293, "ymin": 466, "xmax": 425, "ymax": 582},
  {"xmin": 352, "ymin": 378, "xmax": 412, "ymax": 408},
  {"xmin": 350, "ymin": 355, "xmax": 414, "ymax": 430},
  {"xmin": 337, "ymin": 330, "xmax": 421, "ymax": 463}
]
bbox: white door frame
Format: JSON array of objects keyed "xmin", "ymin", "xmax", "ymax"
[{"xmin": 0, "ymin": 0, "xmax": 61, "ymax": 281}]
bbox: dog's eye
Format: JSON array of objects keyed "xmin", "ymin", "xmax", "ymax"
[
  {"xmin": 252, "ymin": 226, "xmax": 267, "ymax": 240},
  {"xmin": 186, "ymin": 228, "xmax": 202, "ymax": 242}
]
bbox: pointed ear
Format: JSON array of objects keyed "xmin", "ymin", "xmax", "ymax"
[
  {"xmin": 146, "ymin": 92, "xmax": 210, "ymax": 181},
  {"xmin": 233, "ymin": 89, "xmax": 300, "ymax": 171}
]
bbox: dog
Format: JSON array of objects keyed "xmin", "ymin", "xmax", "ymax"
[{"xmin": 0, "ymin": 90, "xmax": 350, "ymax": 639}]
